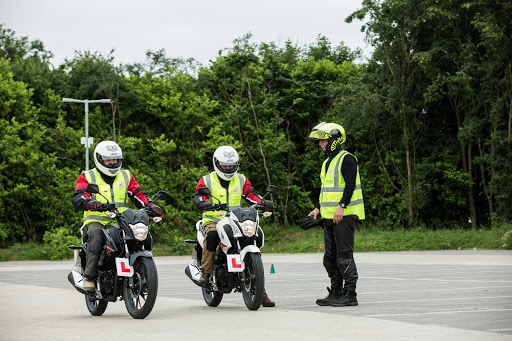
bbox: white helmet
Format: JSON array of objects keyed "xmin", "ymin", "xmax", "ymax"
[
  {"xmin": 213, "ymin": 146, "xmax": 240, "ymax": 181},
  {"xmin": 93, "ymin": 140, "xmax": 123, "ymax": 176}
]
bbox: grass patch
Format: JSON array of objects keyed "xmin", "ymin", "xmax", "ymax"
[
  {"xmin": 1, "ymin": 224, "xmax": 511, "ymax": 261},
  {"xmin": 0, "ymin": 242, "xmax": 48, "ymax": 261}
]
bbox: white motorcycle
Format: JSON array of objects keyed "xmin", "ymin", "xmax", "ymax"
[{"xmin": 185, "ymin": 185, "xmax": 276, "ymax": 310}]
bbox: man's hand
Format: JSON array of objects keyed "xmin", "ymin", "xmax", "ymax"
[
  {"xmin": 333, "ymin": 205, "xmax": 345, "ymax": 224},
  {"xmin": 261, "ymin": 200, "xmax": 275, "ymax": 211},
  {"xmin": 147, "ymin": 203, "xmax": 163, "ymax": 216},
  {"xmin": 86, "ymin": 200, "xmax": 108, "ymax": 211},
  {"xmin": 198, "ymin": 201, "xmax": 213, "ymax": 211},
  {"xmin": 309, "ymin": 207, "xmax": 320, "ymax": 219}
]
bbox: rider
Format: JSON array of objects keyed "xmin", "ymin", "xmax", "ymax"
[
  {"xmin": 193, "ymin": 145, "xmax": 276, "ymax": 307},
  {"xmin": 71, "ymin": 140, "xmax": 162, "ymax": 292}
]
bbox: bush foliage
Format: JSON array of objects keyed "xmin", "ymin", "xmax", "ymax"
[{"xmin": 1, "ymin": 1, "xmax": 511, "ymax": 252}]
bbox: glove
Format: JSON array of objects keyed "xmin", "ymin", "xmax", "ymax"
[
  {"xmin": 299, "ymin": 215, "xmax": 322, "ymax": 230},
  {"xmin": 146, "ymin": 203, "xmax": 162, "ymax": 216},
  {"xmin": 261, "ymin": 200, "xmax": 275, "ymax": 211},
  {"xmin": 86, "ymin": 200, "xmax": 109, "ymax": 212},
  {"xmin": 198, "ymin": 201, "xmax": 213, "ymax": 211}
]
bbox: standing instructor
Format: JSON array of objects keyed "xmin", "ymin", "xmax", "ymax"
[{"xmin": 306, "ymin": 122, "xmax": 365, "ymax": 307}]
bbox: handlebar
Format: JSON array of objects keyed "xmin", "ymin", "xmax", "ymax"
[{"xmin": 212, "ymin": 203, "xmax": 230, "ymax": 212}]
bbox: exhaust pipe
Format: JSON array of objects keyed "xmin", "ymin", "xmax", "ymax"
[
  {"xmin": 184, "ymin": 264, "xmax": 202, "ymax": 287},
  {"xmin": 68, "ymin": 270, "xmax": 88, "ymax": 295}
]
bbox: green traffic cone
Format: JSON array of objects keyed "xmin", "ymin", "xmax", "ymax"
[{"xmin": 270, "ymin": 264, "xmax": 275, "ymax": 274}]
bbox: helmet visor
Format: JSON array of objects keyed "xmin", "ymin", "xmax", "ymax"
[
  {"xmin": 100, "ymin": 154, "xmax": 123, "ymax": 160},
  {"xmin": 309, "ymin": 122, "xmax": 329, "ymax": 140},
  {"xmin": 215, "ymin": 159, "xmax": 239, "ymax": 174}
]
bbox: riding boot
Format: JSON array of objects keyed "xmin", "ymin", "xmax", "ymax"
[{"xmin": 262, "ymin": 289, "xmax": 275, "ymax": 307}]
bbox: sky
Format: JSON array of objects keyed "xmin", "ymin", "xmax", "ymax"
[{"xmin": 0, "ymin": 0, "xmax": 371, "ymax": 68}]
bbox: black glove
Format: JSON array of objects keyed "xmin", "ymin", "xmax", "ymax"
[
  {"xmin": 198, "ymin": 201, "xmax": 213, "ymax": 211},
  {"xmin": 146, "ymin": 203, "xmax": 162, "ymax": 216},
  {"xmin": 261, "ymin": 200, "xmax": 275, "ymax": 211},
  {"xmin": 299, "ymin": 215, "xmax": 322, "ymax": 230},
  {"xmin": 86, "ymin": 200, "xmax": 109, "ymax": 212}
]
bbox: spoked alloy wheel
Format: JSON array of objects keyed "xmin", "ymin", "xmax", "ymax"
[
  {"xmin": 85, "ymin": 294, "xmax": 108, "ymax": 316},
  {"xmin": 199, "ymin": 258, "xmax": 223, "ymax": 307},
  {"xmin": 123, "ymin": 257, "xmax": 158, "ymax": 319},
  {"xmin": 241, "ymin": 253, "xmax": 265, "ymax": 310},
  {"xmin": 202, "ymin": 287, "xmax": 223, "ymax": 307}
]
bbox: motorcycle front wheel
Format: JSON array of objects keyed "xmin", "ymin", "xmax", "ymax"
[
  {"xmin": 85, "ymin": 294, "xmax": 108, "ymax": 316},
  {"xmin": 241, "ymin": 253, "xmax": 265, "ymax": 310},
  {"xmin": 123, "ymin": 257, "xmax": 158, "ymax": 319}
]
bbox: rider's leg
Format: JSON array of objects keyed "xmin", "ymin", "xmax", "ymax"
[
  {"xmin": 82, "ymin": 222, "xmax": 105, "ymax": 291},
  {"xmin": 199, "ymin": 222, "xmax": 218, "ymax": 285}
]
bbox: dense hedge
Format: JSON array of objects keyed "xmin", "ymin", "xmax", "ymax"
[{"xmin": 1, "ymin": 0, "xmax": 511, "ymax": 248}]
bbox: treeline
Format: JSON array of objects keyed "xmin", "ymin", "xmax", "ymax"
[{"xmin": 1, "ymin": 0, "xmax": 511, "ymax": 246}]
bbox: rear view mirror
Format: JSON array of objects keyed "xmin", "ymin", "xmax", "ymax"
[
  {"xmin": 197, "ymin": 187, "xmax": 212, "ymax": 196},
  {"xmin": 85, "ymin": 184, "xmax": 99, "ymax": 194}
]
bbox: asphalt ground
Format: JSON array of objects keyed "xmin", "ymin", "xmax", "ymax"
[{"xmin": 0, "ymin": 250, "xmax": 511, "ymax": 340}]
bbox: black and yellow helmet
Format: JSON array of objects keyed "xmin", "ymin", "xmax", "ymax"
[{"xmin": 309, "ymin": 122, "xmax": 346, "ymax": 152}]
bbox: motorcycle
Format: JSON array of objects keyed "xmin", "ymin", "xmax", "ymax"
[
  {"xmin": 67, "ymin": 183, "xmax": 167, "ymax": 319},
  {"xmin": 184, "ymin": 185, "xmax": 276, "ymax": 310}
]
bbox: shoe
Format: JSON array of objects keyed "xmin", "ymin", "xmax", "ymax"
[
  {"xmin": 262, "ymin": 292, "xmax": 275, "ymax": 307},
  {"xmin": 198, "ymin": 273, "xmax": 210, "ymax": 286},
  {"xmin": 82, "ymin": 277, "xmax": 96, "ymax": 292},
  {"xmin": 330, "ymin": 292, "xmax": 358, "ymax": 307},
  {"xmin": 316, "ymin": 287, "xmax": 343, "ymax": 306}
]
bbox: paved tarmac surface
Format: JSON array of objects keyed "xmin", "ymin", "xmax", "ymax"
[{"xmin": 0, "ymin": 250, "xmax": 511, "ymax": 340}]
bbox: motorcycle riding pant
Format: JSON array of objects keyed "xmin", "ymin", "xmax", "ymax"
[
  {"xmin": 82, "ymin": 222, "xmax": 105, "ymax": 280},
  {"xmin": 202, "ymin": 222, "xmax": 219, "ymax": 275},
  {"xmin": 322, "ymin": 215, "xmax": 359, "ymax": 294}
]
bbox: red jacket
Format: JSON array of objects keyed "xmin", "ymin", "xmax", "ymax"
[{"xmin": 71, "ymin": 170, "xmax": 151, "ymax": 211}]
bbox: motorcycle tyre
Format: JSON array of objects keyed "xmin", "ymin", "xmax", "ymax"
[
  {"xmin": 123, "ymin": 257, "xmax": 158, "ymax": 319},
  {"xmin": 202, "ymin": 287, "xmax": 223, "ymax": 307},
  {"xmin": 242, "ymin": 253, "xmax": 265, "ymax": 311},
  {"xmin": 85, "ymin": 294, "xmax": 108, "ymax": 316}
]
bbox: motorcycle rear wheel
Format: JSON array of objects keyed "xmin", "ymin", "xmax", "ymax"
[
  {"xmin": 123, "ymin": 257, "xmax": 158, "ymax": 319},
  {"xmin": 241, "ymin": 253, "xmax": 265, "ymax": 310},
  {"xmin": 202, "ymin": 287, "xmax": 223, "ymax": 307},
  {"xmin": 85, "ymin": 294, "xmax": 108, "ymax": 316}
]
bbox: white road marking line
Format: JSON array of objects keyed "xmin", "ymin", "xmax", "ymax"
[{"xmin": 365, "ymin": 308, "xmax": 512, "ymax": 317}]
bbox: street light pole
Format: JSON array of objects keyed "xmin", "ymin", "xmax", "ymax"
[{"xmin": 62, "ymin": 98, "xmax": 112, "ymax": 170}]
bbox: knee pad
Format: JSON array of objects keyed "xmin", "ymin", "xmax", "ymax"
[
  {"xmin": 87, "ymin": 229, "xmax": 105, "ymax": 255},
  {"xmin": 206, "ymin": 231, "xmax": 220, "ymax": 251}
]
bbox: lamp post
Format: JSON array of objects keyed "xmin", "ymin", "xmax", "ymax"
[{"xmin": 62, "ymin": 98, "xmax": 111, "ymax": 170}]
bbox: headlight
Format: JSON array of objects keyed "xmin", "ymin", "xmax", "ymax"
[
  {"xmin": 129, "ymin": 222, "xmax": 149, "ymax": 241},
  {"xmin": 240, "ymin": 221, "xmax": 256, "ymax": 237}
]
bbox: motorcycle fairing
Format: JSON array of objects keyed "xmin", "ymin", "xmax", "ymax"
[{"xmin": 217, "ymin": 222, "xmax": 234, "ymax": 254}]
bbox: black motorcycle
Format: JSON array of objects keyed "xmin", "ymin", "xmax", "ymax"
[{"xmin": 68, "ymin": 183, "xmax": 167, "ymax": 319}]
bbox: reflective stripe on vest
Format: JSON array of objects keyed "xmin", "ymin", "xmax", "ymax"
[
  {"xmin": 319, "ymin": 151, "xmax": 365, "ymax": 220},
  {"xmin": 202, "ymin": 172, "xmax": 245, "ymax": 224},
  {"xmin": 83, "ymin": 168, "xmax": 130, "ymax": 224}
]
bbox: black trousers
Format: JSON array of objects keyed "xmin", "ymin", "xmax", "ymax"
[
  {"xmin": 82, "ymin": 222, "xmax": 105, "ymax": 279},
  {"xmin": 322, "ymin": 215, "xmax": 359, "ymax": 294}
]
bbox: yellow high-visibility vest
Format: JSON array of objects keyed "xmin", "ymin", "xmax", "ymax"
[
  {"xmin": 82, "ymin": 168, "xmax": 130, "ymax": 225},
  {"xmin": 201, "ymin": 172, "xmax": 246, "ymax": 224},
  {"xmin": 319, "ymin": 151, "xmax": 365, "ymax": 220}
]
